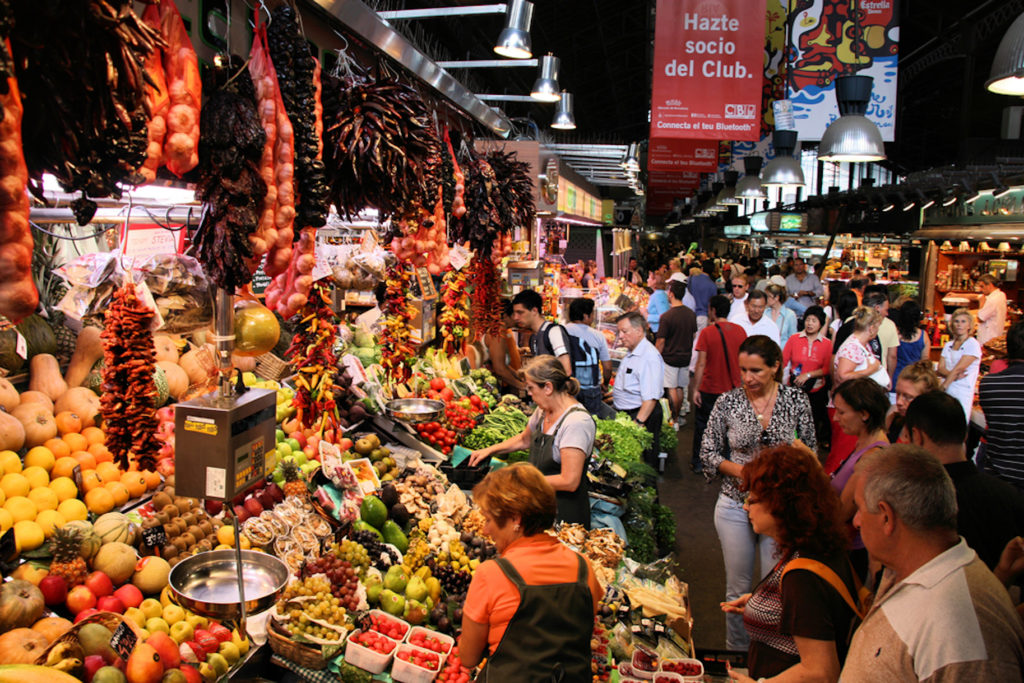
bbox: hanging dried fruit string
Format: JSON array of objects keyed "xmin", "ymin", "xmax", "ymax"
[
  {"xmin": 285, "ymin": 282, "xmax": 340, "ymax": 439},
  {"xmin": 99, "ymin": 280, "xmax": 161, "ymax": 471},
  {"xmin": 379, "ymin": 263, "xmax": 414, "ymax": 383},
  {"xmin": 438, "ymin": 267, "xmax": 470, "ymax": 356},
  {"xmin": 469, "ymin": 260, "xmax": 502, "ymax": 341}
]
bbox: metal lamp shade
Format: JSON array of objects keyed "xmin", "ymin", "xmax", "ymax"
[
  {"xmin": 551, "ymin": 91, "xmax": 576, "ymax": 130},
  {"xmin": 736, "ymin": 174, "xmax": 766, "ymax": 199},
  {"xmin": 988, "ymin": 13, "xmax": 1024, "ymax": 95},
  {"xmin": 530, "ymin": 55, "xmax": 561, "ymax": 101},
  {"xmin": 818, "ymin": 114, "xmax": 886, "ymax": 162},
  {"xmin": 494, "ymin": 0, "xmax": 533, "ymax": 58},
  {"xmin": 762, "ymin": 155, "xmax": 805, "ymax": 188},
  {"xmin": 717, "ymin": 171, "xmax": 741, "ymax": 205}
]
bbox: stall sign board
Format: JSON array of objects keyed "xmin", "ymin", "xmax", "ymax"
[
  {"xmin": 648, "ymin": 137, "xmax": 720, "ymax": 172},
  {"xmin": 120, "ymin": 222, "xmax": 186, "ymax": 262},
  {"xmin": 651, "ymin": 0, "xmax": 766, "ymax": 141}
]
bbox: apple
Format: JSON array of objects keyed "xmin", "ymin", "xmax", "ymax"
[
  {"xmin": 180, "ymin": 641, "xmax": 205, "ymax": 664},
  {"xmin": 96, "ymin": 595, "xmax": 126, "ymax": 614},
  {"xmin": 207, "ymin": 623, "xmax": 232, "ymax": 644},
  {"xmin": 275, "ymin": 429, "xmax": 285, "ymax": 443},
  {"xmin": 124, "ymin": 607, "xmax": 147, "ymax": 628},
  {"xmin": 162, "ymin": 603, "xmax": 186, "ymax": 625},
  {"xmin": 146, "ymin": 617, "xmax": 170, "ymax": 634},
  {"xmin": 114, "ymin": 584, "xmax": 144, "ymax": 609},
  {"xmin": 194, "ymin": 629, "xmax": 219, "ymax": 656},
  {"xmin": 255, "ymin": 488, "xmax": 274, "ymax": 509},
  {"xmin": 146, "ymin": 631, "xmax": 181, "ymax": 669},
  {"xmin": 291, "ymin": 451, "xmax": 308, "ymax": 467},
  {"xmin": 265, "ymin": 482, "xmax": 284, "ymax": 503},
  {"xmin": 185, "ymin": 613, "xmax": 208, "ymax": 630},
  {"xmin": 84, "ymin": 654, "xmax": 106, "ymax": 681},
  {"xmin": 303, "ymin": 444, "xmax": 317, "ymax": 460},
  {"xmin": 204, "ymin": 499, "xmax": 223, "ymax": 516},
  {"xmin": 286, "ymin": 434, "xmax": 303, "ymax": 451},
  {"xmin": 242, "ymin": 496, "xmax": 263, "ymax": 518},
  {"xmin": 66, "ymin": 585, "xmax": 97, "ymax": 615},
  {"xmin": 232, "ymin": 504, "xmax": 251, "ymax": 523},
  {"xmin": 39, "ymin": 574, "xmax": 68, "ymax": 606},
  {"xmin": 140, "ymin": 598, "xmax": 164, "ymax": 620},
  {"xmin": 85, "ymin": 571, "xmax": 115, "ymax": 598},
  {"xmin": 300, "ymin": 461, "xmax": 318, "ymax": 476},
  {"xmin": 74, "ymin": 607, "xmax": 100, "ymax": 624},
  {"xmin": 169, "ymin": 620, "xmax": 194, "ymax": 645},
  {"xmin": 217, "ymin": 640, "xmax": 241, "ymax": 666},
  {"xmin": 178, "ymin": 664, "xmax": 202, "ymax": 683},
  {"xmin": 275, "ymin": 442, "xmax": 292, "ymax": 459}
]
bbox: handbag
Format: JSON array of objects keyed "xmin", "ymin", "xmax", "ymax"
[{"xmin": 782, "ymin": 558, "xmax": 872, "ymax": 619}]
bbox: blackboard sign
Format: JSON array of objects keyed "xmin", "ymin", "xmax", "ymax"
[
  {"xmin": 0, "ymin": 528, "xmax": 16, "ymax": 563},
  {"xmin": 251, "ymin": 255, "xmax": 271, "ymax": 296},
  {"xmin": 110, "ymin": 620, "xmax": 137, "ymax": 661},
  {"xmin": 142, "ymin": 525, "xmax": 168, "ymax": 549}
]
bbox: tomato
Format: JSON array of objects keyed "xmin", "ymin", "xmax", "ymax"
[
  {"xmin": 470, "ymin": 395, "xmax": 483, "ymax": 408},
  {"xmin": 430, "ymin": 378, "xmax": 447, "ymax": 391},
  {"xmin": 440, "ymin": 387, "xmax": 455, "ymax": 401}
]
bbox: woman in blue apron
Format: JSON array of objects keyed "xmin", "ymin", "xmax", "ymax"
[
  {"xmin": 469, "ymin": 355, "xmax": 596, "ymax": 528},
  {"xmin": 458, "ymin": 463, "xmax": 603, "ymax": 681}
]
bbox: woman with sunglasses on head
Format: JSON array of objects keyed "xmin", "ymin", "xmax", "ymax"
[{"xmin": 700, "ymin": 335, "xmax": 817, "ymax": 652}]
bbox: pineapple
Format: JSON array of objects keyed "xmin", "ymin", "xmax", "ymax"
[
  {"xmin": 49, "ymin": 526, "xmax": 88, "ymax": 587},
  {"xmin": 281, "ymin": 461, "xmax": 307, "ymax": 498}
]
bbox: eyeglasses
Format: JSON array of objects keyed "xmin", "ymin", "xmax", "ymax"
[{"xmin": 732, "ymin": 284, "xmax": 746, "ymax": 289}]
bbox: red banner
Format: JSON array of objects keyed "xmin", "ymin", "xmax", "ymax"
[
  {"xmin": 651, "ymin": 0, "xmax": 766, "ymax": 141},
  {"xmin": 648, "ymin": 171, "xmax": 701, "ymax": 190},
  {"xmin": 647, "ymin": 187, "xmax": 694, "ymax": 215},
  {"xmin": 647, "ymin": 137, "xmax": 719, "ymax": 172}
]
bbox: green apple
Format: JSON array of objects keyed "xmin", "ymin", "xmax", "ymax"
[
  {"xmin": 292, "ymin": 451, "xmax": 307, "ymax": 467},
  {"xmin": 272, "ymin": 469, "xmax": 285, "ymax": 485},
  {"xmin": 276, "ymin": 442, "xmax": 292, "ymax": 458},
  {"xmin": 145, "ymin": 617, "xmax": 170, "ymax": 634},
  {"xmin": 169, "ymin": 620, "xmax": 194, "ymax": 644},
  {"xmin": 185, "ymin": 613, "xmax": 208, "ymax": 630},
  {"xmin": 300, "ymin": 461, "xmax": 319, "ymax": 476},
  {"xmin": 218, "ymin": 641, "xmax": 241, "ymax": 665},
  {"xmin": 140, "ymin": 598, "xmax": 163, "ymax": 620},
  {"xmin": 275, "ymin": 429, "xmax": 285, "ymax": 443},
  {"xmin": 286, "ymin": 438, "xmax": 301, "ymax": 453},
  {"xmin": 207, "ymin": 653, "xmax": 230, "ymax": 677}
]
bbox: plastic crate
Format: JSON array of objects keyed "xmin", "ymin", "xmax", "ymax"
[
  {"xmin": 658, "ymin": 658, "xmax": 704, "ymax": 682},
  {"xmin": 344, "ymin": 629, "xmax": 398, "ymax": 674},
  {"xmin": 392, "ymin": 642, "xmax": 442, "ymax": 683},
  {"xmin": 367, "ymin": 609, "xmax": 411, "ymax": 641},
  {"xmin": 406, "ymin": 626, "xmax": 455, "ymax": 657},
  {"xmin": 439, "ymin": 459, "xmax": 489, "ymax": 487}
]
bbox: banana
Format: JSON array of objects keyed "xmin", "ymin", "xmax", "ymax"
[
  {"xmin": 45, "ymin": 642, "xmax": 83, "ymax": 667},
  {"xmin": 51, "ymin": 657, "xmax": 83, "ymax": 674}
]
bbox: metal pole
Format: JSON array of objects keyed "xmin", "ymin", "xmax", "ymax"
[
  {"xmin": 214, "ymin": 288, "xmax": 235, "ymax": 398},
  {"xmin": 378, "ymin": 4, "xmax": 507, "ymax": 19},
  {"xmin": 437, "ymin": 59, "xmax": 537, "ymax": 68}
]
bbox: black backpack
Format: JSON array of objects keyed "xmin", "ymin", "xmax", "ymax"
[{"xmin": 539, "ymin": 323, "xmax": 601, "ymax": 388}]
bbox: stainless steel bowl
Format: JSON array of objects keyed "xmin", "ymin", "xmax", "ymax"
[
  {"xmin": 384, "ymin": 398, "xmax": 444, "ymax": 424},
  {"xmin": 168, "ymin": 550, "xmax": 289, "ymax": 621}
]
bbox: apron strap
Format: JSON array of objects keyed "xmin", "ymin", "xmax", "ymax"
[
  {"xmin": 575, "ymin": 553, "xmax": 588, "ymax": 583},
  {"xmin": 494, "ymin": 557, "xmax": 528, "ymax": 589}
]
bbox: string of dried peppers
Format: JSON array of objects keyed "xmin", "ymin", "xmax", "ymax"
[
  {"xmin": 438, "ymin": 267, "xmax": 470, "ymax": 356},
  {"xmin": 285, "ymin": 283, "xmax": 340, "ymax": 437},
  {"xmin": 379, "ymin": 263, "xmax": 415, "ymax": 383},
  {"xmin": 469, "ymin": 260, "xmax": 502, "ymax": 341},
  {"xmin": 99, "ymin": 281, "xmax": 161, "ymax": 472}
]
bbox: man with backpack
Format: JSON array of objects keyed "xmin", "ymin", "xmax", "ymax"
[
  {"xmin": 512, "ymin": 290, "xmax": 573, "ymax": 376},
  {"xmin": 566, "ymin": 298, "xmax": 613, "ymax": 414}
]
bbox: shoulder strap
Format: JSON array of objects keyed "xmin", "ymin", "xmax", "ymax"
[
  {"xmin": 552, "ymin": 405, "xmax": 590, "ymax": 433},
  {"xmin": 494, "ymin": 557, "xmax": 527, "ymax": 589},
  {"xmin": 782, "ymin": 558, "xmax": 870, "ymax": 619},
  {"xmin": 716, "ymin": 323, "xmax": 737, "ymax": 389},
  {"xmin": 575, "ymin": 552, "xmax": 588, "ymax": 583}
]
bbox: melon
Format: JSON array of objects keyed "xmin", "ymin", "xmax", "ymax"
[
  {"xmin": 85, "ymin": 360, "xmax": 169, "ymax": 407},
  {"xmin": 93, "ymin": 513, "xmax": 133, "ymax": 545},
  {"xmin": 64, "ymin": 520, "xmax": 101, "ymax": 561},
  {"xmin": 153, "ymin": 365, "xmax": 170, "ymax": 407},
  {"xmin": 90, "ymin": 542, "xmax": 137, "ymax": 585},
  {"xmin": 131, "ymin": 556, "xmax": 171, "ymax": 595}
]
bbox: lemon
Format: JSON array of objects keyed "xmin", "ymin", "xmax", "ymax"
[
  {"xmin": 0, "ymin": 472, "xmax": 30, "ymax": 498},
  {"xmin": 48, "ymin": 477, "xmax": 78, "ymax": 502},
  {"xmin": 0, "ymin": 508, "xmax": 12, "ymax": 532},
  {"xmin": 0, "ymin": 450, "xmax": 21, "ymax": 475},
  {"xmin": 34, "ymin": 510, "xmax": 66, "ymax": 538},
  {"xmin": 27, "ymin": 486, "xmax": 58, "ymax": 512},
  {"xmin": 57, "ymin": 497, "xmax": 88, "ymax": 522},
  {"xmin": 24, "ymin": 446, "xmax": 55, "ymax": 473},
  {"xmin": 4, "ymin": 496, "xmax": 37, "ymax": 523},
  {"xmin": 13, "ymin": 520, "xmax": 44, "ymax": 552}
]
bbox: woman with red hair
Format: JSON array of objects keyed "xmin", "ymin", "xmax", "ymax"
[{"xmin": 723, "ymin": 446, "xmax": 864, "ymax": 683}]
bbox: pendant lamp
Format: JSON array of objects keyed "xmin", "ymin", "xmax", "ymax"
[
  {"xmin": 736, "ymin": 157, "xmax": 766, "ymax": 199},
  {"xmin": 988, "ymin": 13, "xmax": 1024, "ymax": 95},
  {"xmin": 818, "ymin": 75, "xmax": 886, "ymax": 162},
  {"xmin": 530, "ymin": 54, "xmax": 561, "ymax": 102},
  {"xmin": 717, "ymin": 171, "xmax": 741, "ymax": 206},
  {"xmin": 708, "ymin": 182, "xmax": 727, "ymax": 212},
  {"xmin": 762, "ymin": 130, "xmax": 805, "ymax": 189},
  {"xmin": 551, "ymin": 91, "xmax": 576, "ymax": 130},
  {"xmin": 494, "ymin": 0, "xmax": 533, "ymax": 59}
]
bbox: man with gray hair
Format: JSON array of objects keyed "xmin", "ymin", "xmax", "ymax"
[
  {"xmin": 613, "ymin": 311, "xmax": 665, "ymax": 468},
  {"xmin": 841, "ymin": 445, "xmax": 1024, "ymax": 682}
]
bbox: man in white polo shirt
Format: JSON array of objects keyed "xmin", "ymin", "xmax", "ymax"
[
  {"xmin": 613, "ymin": 312, "xmax": 665, "ymax": 468},
  {"xmin": 727, "ymin": 290, "xmax": 780, "ymax": 345}
]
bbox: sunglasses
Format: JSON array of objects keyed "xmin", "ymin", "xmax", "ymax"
[{"xmin": 732, "ymin": 284, "xmax": 746, "ymax": 289}]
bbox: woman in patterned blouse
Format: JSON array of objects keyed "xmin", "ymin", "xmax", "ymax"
[
  {"xmin": 723, "ymin": 446, "xmax": 859, "ymax": 683},
  {"xmin": 700, "ymin": 335, "xmax": 817, "ymax": 651}
]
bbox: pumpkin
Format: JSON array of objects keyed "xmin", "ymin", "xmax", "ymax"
[
  {"xmin": 156, "ymin": 361, "xmax": 189, "ymax": 399},
  {"xmin": 30, "ymin": 616, "xmax": 72, "ymax": 644},
  {"xmin": 0, "ymin": 629, "xmax": 48, "ymax": 665},
  {"xmin": 53, "ymin": 388, "xmax": 101, "ymax": 429},
  {"xmin": 0, "ymin": 410, "xmax": 25, "ymax": 452},
  {"xmin": 153, "ymin": 335, "xmax": 179, "ymax": 363},
  {"xmin": 28, "ymin": 354, "xmax": 66, "ymax": 401},
  {"xmin": 0, "ymin": 581, "xmax": 45, "ymax": 633},
  {"xmin": 178, "ymin": 346, "xmax": 216, "ymax": 385},
  {"xmin": 0, "ymin": 378, "xmax": 18, "ymax": 412},
  {"xmin": 10, "ymin": 404, "xmax": 57, "ymax": 448},
  {"xmin": 63, "ymin": 326, "xmax": 103, "ymax": 388},
  {"xmin": 17, "ymin": 391, "xmax": 53, "ymax": 413}
]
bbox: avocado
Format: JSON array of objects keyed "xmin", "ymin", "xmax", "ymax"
[
  {"xmin": 380, "ymin": 483, "xmax": 399, "ymax": 509},
  {"xmin": 381, "ymin": 520, "xmax": 409, "ymax": 553},
  {"xmin": 352, "ymin": 520, "xmax": 383, "ymax": 540},
  {"xmin": 388, "ymin": 502, "xmax": 410, "ymax": 528},
  {"xmin": 359, "ymin": 495, "xmax": 388, "ymax": 529}
]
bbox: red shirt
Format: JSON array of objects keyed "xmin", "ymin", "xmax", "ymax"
[
  {"xmin": 782, "ymin": 332, "xmax": 833, "ymax": 393},
  {"xmin": 695, "ymin": 321, "xmax": 747, "ymax": 394}
]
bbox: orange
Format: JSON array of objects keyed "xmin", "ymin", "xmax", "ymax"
[
  {"xmin": 72, "ymin": 451, "xmax": 97, "ymax": 471},
  {"xmin": 62, "ymin": 432, "xmax": 88, "ymax": 454},
  {"xmin": 0, "ymin": 450, "xmax": 21, "ymax": 475},
  {"xmin": 48, "ymin": 476, "xmax": 77, "ymax": 502},
  {"xmin": 42, "ymin": 438, "xmax": 70, "ymax": 461},
  {"xmin": 80, "ymin": 470, "xmax": 103, "ymax": 493},
  {"xmin": 88, "ymin": 443, "xmax": 112, "ymax": 463},
  {"xmin": 104, "ymin": 481, "xmax": 130, "ymax": 507},
  {"xmin": 57, "ymin": 498, "xmax": 88, "ymax": 522},
  {"xmin": 0, "ymin": 508, "xmax": 11, "ymax": 532},
  {"xmin": 0, "ymin": 473, "xmax": 30, "ymax": 499},
  {"xmin": 34, "ymin": 510, "xmax": 66, "ymax": 538},
  {"xmin": 25, "ymin": 447, "xmax": 55, "ymax": 473},
  {"xmin": 21, "ymin": 466, "xmax": 49, "ymax": 490},
  {"xmin": 143, "ymin": 470, "xmax": 161, "ymax": 491},
  {"xmin": 82, "ymin": 426, "xmax": 105, "ymax": 446},
  {"xmin": 13, "ymin": 520, "xmax": 44, "ymax": 552},
  {"xmin": 27, "ymin": 486, "xmax": 58, "ymax": 512},
  {"xmin": 95, "ymin": 462, "xmax": 121, "ymax": 484},
  {"xmin": 54, "ymin": 411, "xmax": 83, "ymax": 436},
  {"xmin": 51, "ymin": 457, "xmax": 79, "ymax": 480},
  {"xmin": 84, "ymin": 487, "xmax": 115, "ymax": 514},
  {"xmin": 4, "ymin": 496, "xmax": 37, "ymax": 523},
  {"xmin": 121, "ymin": 471, "xmax": 147, "ymax": 499}
]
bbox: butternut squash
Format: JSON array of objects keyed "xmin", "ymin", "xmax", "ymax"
[
  {"xmin": 156, "ymin": 361, "xmax": 188, "ymax": 399},
  {"xmin": 17, "ymin": 391, "xmax": 53, "ymax": 414},
  {"xmin": 54, "ymin": 388, "xmax": 101, "ymax": 429},
  {"xmin": 178, "ymin": 346, "xmax": 216, "ymax": 386},
  {"xmin": 0, "ymin": 409, "xmax": 25, "ymax": 451},
  {"xmin": 153, "ymin": 334, "xmax": 179, "ymax": 363},
  {"xmin": 28, "ymin": 354, "xmax": 66, "ymax": 401},
  {"xmin": 0, "ymin": 378, "xmax": 18, "ymax": 412},
  {"xmin": 11, "ymin": 404, "xmax": 56, "ymax": 448},
  {"xmin": 63, "ymin": 326, "xmax": 104, "ymax": 388}
]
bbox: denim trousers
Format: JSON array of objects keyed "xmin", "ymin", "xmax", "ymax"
[{"xmin": 714, "ymin": 493, "xmax": 778, "ymax": 651}]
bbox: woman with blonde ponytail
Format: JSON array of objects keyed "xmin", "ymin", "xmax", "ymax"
[{"xmin": 469, "ymin": 355, "xmax": 596, "ymax": 527}]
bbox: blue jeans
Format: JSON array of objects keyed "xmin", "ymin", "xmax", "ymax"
[
  {"xmin": 714, "ymin": 493, "xmax": 778, "ymax": 651},
  {"xmin": 784, "ymin": 297, "xmax": 808, "ymax": 317}
]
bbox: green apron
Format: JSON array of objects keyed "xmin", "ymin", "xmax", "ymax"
[
  {"xmin": 529, "ymin": 405, "xmax": 592, "ymax": 528},
  {"xmin": 479, "ymin": 553, "xmax": 594, "ymax": 682}
]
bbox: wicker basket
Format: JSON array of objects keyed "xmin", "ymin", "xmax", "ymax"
[
  {"xmin": 266, "ymin": 616, "xmax": 329, "ymax": 670},
  {"xmin": 255, "ymin": 352, "xmax": 291, "ymax": 381},
  {"xmin": 35, "ymin": 611, "xmax": 141, "ymax": 665}
]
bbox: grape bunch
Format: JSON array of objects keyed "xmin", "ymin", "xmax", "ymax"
[
  {"xmin": 278, "ymin": 576, "xmax": 352, "ymax": 640},
  {"xmin": 460, "ymin": 531, "xmax": 497, "ymax": 562},
  {"xmin": 333, "ymin": 538, "xmax": 370, "ymax": 576},
  {"xmin": 302, "ymin": 555, "xmax": 361, "ymax": 610},
  {"xmin": 426, "ymin": 557, "xmax": 472, "ymax": 596},
  {"xmin": 350, "ymin": 529, "xmax": 401, "ymax": 571}
]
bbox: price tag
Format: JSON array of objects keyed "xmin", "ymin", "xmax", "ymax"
[
  {"xmin": 110, "ymin": 621, "xmax": 137, "ymax": 661},
  {"xmin": 449, "ymin": 245, "xmax": 473, "ymax": 271},
  {"xmin": 141, "ymin": 525, "xmax": 168, "ymax": 549},
  {"xmin": 312, "ymin": 258, "xmax": 332, "ymax": 282},
  {"xmin": 14, "ymin": 332, "xmax": 26, "ymax": 360},
  {"xmin": 72, "ymin": 466, "xmax": 84, "ymax": 500},
  {"xmin": 319, "ymin": 440, "xmax": 342, "ymax": 460},
  {"xmin": 0, "ymin": 528, "xmax": 17, "ymax": 563}
]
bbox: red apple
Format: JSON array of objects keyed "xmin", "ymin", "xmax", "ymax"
[
  {"xmin": 113, "ymin": 584, "xmax": 144, "ymax": 609},
  {"xmin": 303, "ymin": 444, "xmax": 317, "ymax": 460},
  {"xmin": 193, "ymin": 630, "xmax": 219, "ymax": 656},
  {"xmin": 66, "ymin": 585, "xmax": 97, "ymax": 615},
  {"xmin": 232, "ymin": 505, "xmax": 251, "ymax": 523},
  {"xmin": 242, "ymin": 497, "xmax": 263, "ymax": 518},
  {"xmin": 39, "ymin": 574, "xmax": 68, "ymax": 606},
  {"xmin": 75, "ymin": 608, "xmax": 100, "ymax": 624},
  {"xmin": 207, "ymin": 623, "xmax": 232, "ymax": 644},
  {"xmin": 288, "ymin": 431, "xmax": 306, "ymax": 449},
  {"xmin": 146, "ymin": 631, "xmax": 181, "ymax": 669},
  {"xmin": 337, "ymin": 437, "xmax": 353, "ymax": 452},
  {"xmin": 85, "ymin": 570, "xmax": 114, "ymax": 598},
  {"xmin": 179, "ymin": 664, "xmax": 202, "ymax": 683},
  {"xmin": 307, "ymin": 435, "xmax": 321, "ymax": 452},
  {"xmin": 96, "ymin": 595, "xmax": 126, "ymax": 614},
  {"xmin": 204, "ymin": 499, "xmax": 223, "ymax": 516},
  {"xmin": 84, "ymin": 654, "xmax": 106, "ymax": 681}
]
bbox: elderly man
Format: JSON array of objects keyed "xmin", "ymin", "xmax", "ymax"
[
  {"xmin": 841, "ymin": 445, "xmax": 1024, "ymax": 682},
  {"xmin": 785, "ymin": 257, "xmax": 823, "ymax": 315},
  {"xmin": 613, "ymin": 312, "xmax": 665, "ymax": 468},
  {"xmin": 977, "ymin": 273, "xmax": 1008, "ymax": 346},
  {"xmin": 727, "ymin": 289, "xmax": 780, "ymax": 345}
]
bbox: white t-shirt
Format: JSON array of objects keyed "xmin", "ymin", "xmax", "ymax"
[
  {"xmin": 728, "ymin": 309, "xmax": 781, "ymax": 345},
  {"xmin": 977, "ymin": 289, "xmax": 1007, "ymax": 346},
  {"xmin": 729, "ymin": 294, "xmax": 748, "ymax": 321},
  {"xmin": 527, "ymin": 406, "xmax": 596, "ymax": 464},
  {"xmin": 941, "ymin": 337, "xmax": 982, "ymax": 417}
]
